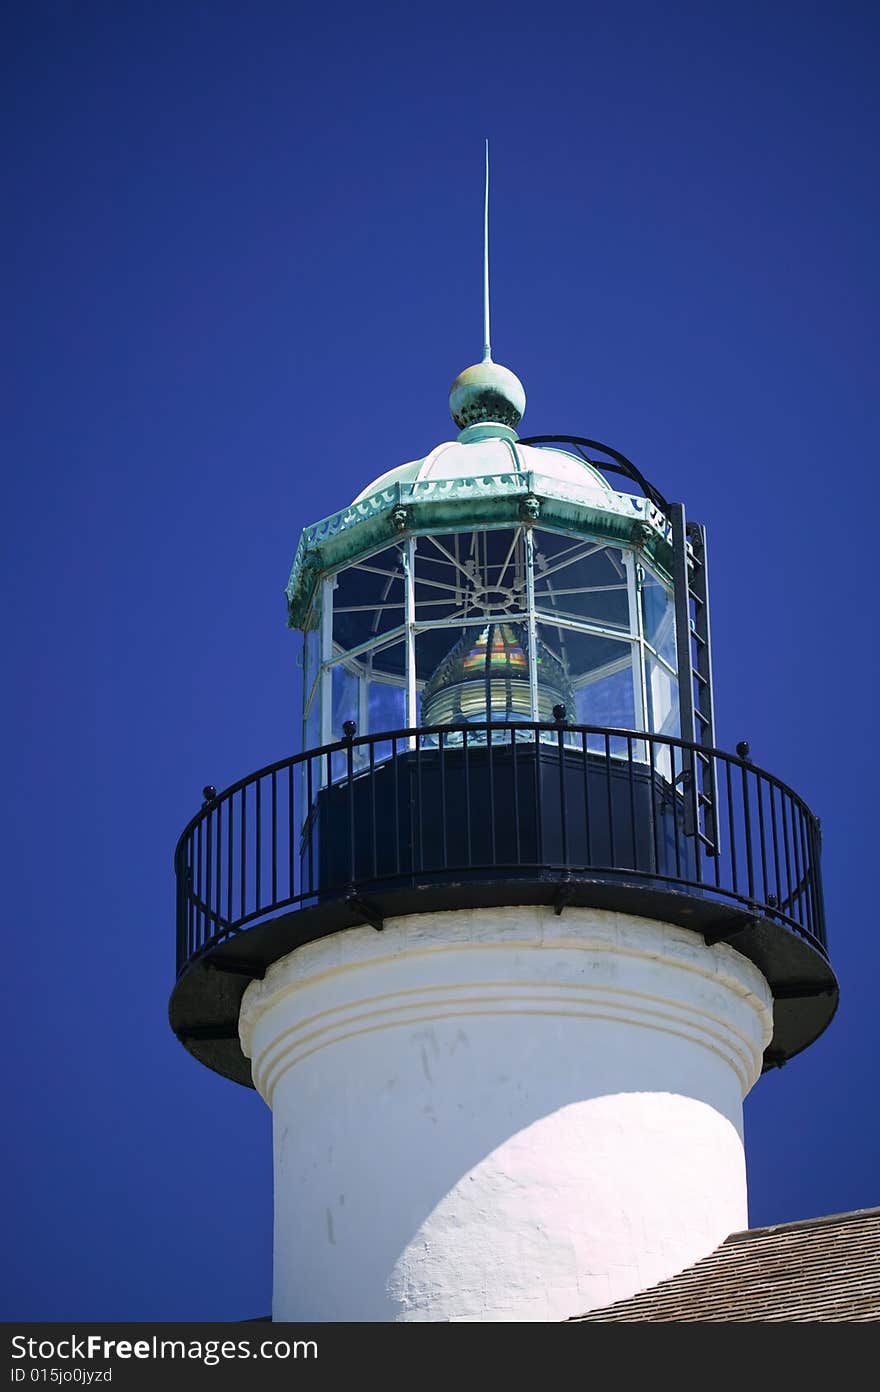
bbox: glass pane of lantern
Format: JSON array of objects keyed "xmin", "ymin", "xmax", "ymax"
[
  {"xmin": 332, "ymin": 544, "xmax": 406, "ymax": 657},
  {"xmin": 574, "ymin": 658, "xmax": 637, "ymax": 730},
  {"xmin": 305, "ymin": 680, "xmax": 321, "ymax": 753},
  {"xmin": 365, "ymin": 632, "xmax": 407, "ymax": 685},
  {"xmin": 646, "ymin": 652, "xmax": 680, "ymax": 737},
  {"xmin": 331, "ymin": 663, "xmax": 359, "ymax": 740},
  {"xmin": 414, "ymin": 528, "xmax": 527, "ymax": 626},
  {"xmin": 533, "ymin": 530, "xmax": 631, "ymax": 632},
  {"xmin": 537, "ymin": 619, "xmax": 639, "ymax": 753},
  {"xmin": 367, "ymin": 641, "xmax": 407, "ymax": 763},
  {"xmin": 641, "ymin": 565, "xmax": 677, "ymax": 668},
  {"xmin": 369, "ymin": 677, "xmax": 405, "ymax": 735},
  {"xmin": 323, "ymin": 639, "xmax": 408, "ymax": 765},
  {"xmin": 303, "ymin": 620, "xmax": 320, "ymax": 707}
]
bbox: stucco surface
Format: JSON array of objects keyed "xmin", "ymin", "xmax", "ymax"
[{"xmin": 241, "ymin": 906, "xmax": 772, "ymax": 1322}]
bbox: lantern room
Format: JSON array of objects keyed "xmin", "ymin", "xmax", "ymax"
[
  {"xmin": 289, "ymin": 412, "xmax": 682, "ymax": 761},
  {"xmin": 171, "ymin": 349, "xmax": 835, "ymax": 1102}
]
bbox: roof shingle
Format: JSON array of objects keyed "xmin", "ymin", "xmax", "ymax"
[{"xmin": 571, "ymin": 1207, "xmax": 880, "ymax": 1322}]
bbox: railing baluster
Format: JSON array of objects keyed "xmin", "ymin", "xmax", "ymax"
[
  {"xmin": 370, "ymin": 738, "xmax": 378, "ymax": 881},
  {"xmin": 605, "ymin": 732, "xmax": 615, "ymax": 869},
  {"xmin": 740, "ymin": 762, "xmax": 755, "ymax": 904},
  {"xmin": 240, "ymin": 784, "xmax": 246, "ymax": 921},
  {"xmin": 557, "ymin": 723, "xmax": 568, "ymax": 867},
  {"xmin": 175, "ymin": 849, "xmax": 184, "ymax": 971},
  {"xmin": 288, "ymin": 764, "xmax": 294, "ymax": 902},
  {"xmin": 306, "ymin": 757, "xmax": 315, "ymax": 896},
  {"xmin": 464, "ymin": 727, "xmax": 473, "ymax": 866},
  {"xmin": 581, "ymin": 730, "xmax": 592, "ymax": 868},
  {"xmin": 769, "ymin": 783, "xmax": 781, "ymax": 912},
  {"xmin": 512, "ymin": 726, "xmax": 521, "ymax": 865},
  {"xmin": 670, "ymin": 741, "xmax": 681, "ymax": 880},
  {"xmin": 798, "ymin": 808, "xmax": 814, "ymax": 940},
  {"xmin": 781, "ymin": 790, "xmax": 794, "ymax": 919},
  {"xmin": 271, "ymin": 769, "xmax": 278, "ymax": 906},
  {"xmin": 626, "ymin": 734, "xmax": 636, "ymax": 871},
  {"xmin": 711, "ymin": 755, "xmax": 722, "ymax": 889},
  {"xmin": 756, "ymin": 776, "xmax": 769, "ymax": 908},
  {"xmin": 196, "ymin": 818, "xmax": 203, "ymax": 950},
  {"xmin": 488, "ymin": 724, "xmax": 497, "ymax": 867},
  {"xmin": 416, "ymin": 729, "xmax": 424, "ymax": 874},
  {"xmin": 406, "ymin": 736, "xmax": 416, "ymax": 879},
  {"xmin": 725, "ymin": 758, "xmax": 737, "ymax": 897},
  {"xmin": 324, "ymin": 751, "xmax": 333, "ymax": 888},
  {"xmin": 791, "ymin": 797, "xmax": 804, "ymax": 929},
  {"xmin": 255, "ymin": 776, "xmax": 262, "ymax": 910},
  {"xmin": 347, "ymin": 735, "xmax": 356, "ymax": 885},
  {"xmin": 227, "ymin": 791, "xmax": 234, "ymax": 924},
  {"xmin": 172, "ymin": 727, "xmax": 827, "ymax": 982},
  {"xmin": 215, "ymin": 800, "xmax": 222, "ymax": 931},
  {"xmin": 810, "ymin": 818, "xmax": 827, "ymax": 949},
  {"xmin": 533, "ymin": 725, "xmax": 544, "ymax": 866},
  {"xmin": 439, "ymin": 730, "xmax": 448, "ymax": 872},
  {"xmin": 187, "ymin": 838, "xmax": 194, "ymax": 961},
  {"xmin": 392, "ymin": 736, "xmax": 401, "ymax": 875},
  {"xmin": 648, "ymin": 734, "xmax": 660, "ymax": 877},
  {"xmin": 689, "ymin": 746, "xmax": 702, "ymax": 887},
  {"xmin": 206, "ymin": 806, "xmax": 214, "ymax": 938}
]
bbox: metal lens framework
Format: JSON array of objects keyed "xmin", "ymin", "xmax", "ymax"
[{"xmin": 303, "ymin": 523, "xmax": 680, "ymax": 753}]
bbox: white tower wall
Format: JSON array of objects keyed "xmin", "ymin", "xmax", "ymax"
[{"xmin": 239, "ymin": 905, "xmax": 773, "ymax": 1322}]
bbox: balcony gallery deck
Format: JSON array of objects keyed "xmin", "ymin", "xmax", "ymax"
[{"xmin": 170, "ymin": 718, "xmax": 834, "ymax": 1088}]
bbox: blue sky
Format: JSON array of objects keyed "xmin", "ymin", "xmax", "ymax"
[{"xmin": 4, "ymin": 0, "xmax": 879, "ymax": 1319}]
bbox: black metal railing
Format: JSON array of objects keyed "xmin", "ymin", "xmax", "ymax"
[
  {"xmin": 517, "ymin": 434, "xmax": 670, "ymax": 512},
  {"xmin": 174, "ymin": 722, "xmax": 827, "ymax": 976}
]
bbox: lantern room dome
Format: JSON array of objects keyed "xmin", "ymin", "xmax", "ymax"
[
  {"xmin": 352, "ymin": 437, "xmax": 614, "ymax": 504},
  {"xmin": 352, "ymin": 350, "xmax": 614, "ymax": 506}
]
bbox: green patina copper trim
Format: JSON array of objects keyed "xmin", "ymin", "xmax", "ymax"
[
  {"xmin": 285, "ymin": 472, "xmax": 674, "ymax": 629},
  {"xmin": 350, "ymin": 442, "xmax": 611, "ymax": 503}
]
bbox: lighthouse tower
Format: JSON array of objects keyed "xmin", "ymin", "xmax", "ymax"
[{"xmin": 169, "ymin": 192, "xmax": 836, "ymax": 1322}]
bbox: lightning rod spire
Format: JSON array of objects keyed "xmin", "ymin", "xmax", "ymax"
[
  {"xmin": 483, "ymin": 138, "xmax": 491, "ymax": 362},
  {"xmin": 448, "ymin": 139, "xmax": 525, "ymax": 437}
]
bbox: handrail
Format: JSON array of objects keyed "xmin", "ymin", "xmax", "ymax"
[
  {"xmin": 174, "ymin": 721, "xmax": 827, "ymax": 977},
  {"xmin": 517, "ymin": 435, "xmax": 670, "ymax": 513}
]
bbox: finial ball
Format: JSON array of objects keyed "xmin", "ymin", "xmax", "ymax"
[{"xmin": 449, "ymin": 359, "xmax": 526, "ymax": 431}]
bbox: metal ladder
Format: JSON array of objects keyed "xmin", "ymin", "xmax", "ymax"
[{"xmin": 669, "ymin": 504, "xmax": 718, "ymax": 851}]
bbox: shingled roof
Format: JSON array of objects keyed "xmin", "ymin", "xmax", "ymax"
[{"xmin": 571, "ymin": 1207, "xmax": 880, "ymax": 1322}]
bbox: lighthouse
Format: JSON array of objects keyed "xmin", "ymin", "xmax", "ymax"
[{"xmin": 169, "ymin": 176, "xmax": 836, "ymax": 1322}]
